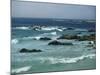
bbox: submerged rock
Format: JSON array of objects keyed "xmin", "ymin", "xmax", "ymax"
[
  {"xmin": 39, "ymin": 37, "xmax": 51, "ymax": 40},
  {"xmin": 20, "ymin": 48, "xmax": 42, "ymax": 53},
  {"xmin": 48, "ymin": 40, "xmax": 73, "ymax": 45},
  {"xmin": 87, "ymin": 44, "xmax": 94, "ymax": 47}
]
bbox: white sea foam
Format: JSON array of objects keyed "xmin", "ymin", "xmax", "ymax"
[
  {"xmin": 50, "ymin": 32, "xmax": 57, "ymax": 35},
  {"xmin": 38, "ymin": 32, "xmax": 57, "ymax": 36},
  {"xmin": 12, "ymin": 26, "xmax": 30, "ymax": 30},
  {"xmin": 11, "ymin": 31, "xmax": 56, "ymax": 42},
  {"xmin": 40, "ymin": 54, "xmax": 95, "ymax": 64},
  {"xmin": 20, "ymin": 36, "xmax": 41, "ymax": 40},
  {"xmin": 34, "ymin": 36, "xmax": 41, "ymax": 40},
  {"xmin": 13, "ymin": 26, "xmax": 65, "ymax": 32},
  {"xmin": 41, "ymin": 27, "xmax": 63, "ymax": 32},
  {"xmin": 57, "ymin": 29, "xmax": 63, "ymax": 32},
  {"xmin": 22, "ymin": 36, "xmax": 34, "ymax": 40},
  {"xmin": 12, "ymin": 66, "xmax": 31, "ymax": 73},
  {"xmin": 11, "ymin": 39, "xmax": 19, "ymax": 44},
  {"xmin": 41, "ymin": 27, "xmax": 57, "ymax": 31}
]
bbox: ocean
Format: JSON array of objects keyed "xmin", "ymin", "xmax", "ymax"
[{"xmin": 11, "ymin": 18, "xmax": 96, "ymax": 74}]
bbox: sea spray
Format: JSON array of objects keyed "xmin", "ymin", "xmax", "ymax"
[{"xmin": 12, "ymin": 39, "xmax": 19, "ymax": 44}]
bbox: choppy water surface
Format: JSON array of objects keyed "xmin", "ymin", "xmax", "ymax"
[{"xmin": 11, "ymin": 19, "xmax": 96, "ymax": 74}]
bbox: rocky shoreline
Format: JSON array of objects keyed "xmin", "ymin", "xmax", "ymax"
[
  {"xmin": 19, "ymin": 27, "xmax": 96, "ymax": 53},
  {"xmin": 57, "ymin": 34, "xmax": 95, "ymax": 41},
  {"xmin": 19, "ymin": 33, "xmax": 96, "ymax": 53}
]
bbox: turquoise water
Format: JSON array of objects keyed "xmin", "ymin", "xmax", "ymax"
[{"xmin": 11, "ymin": 26, "xmax": 96, "ymax": 74}]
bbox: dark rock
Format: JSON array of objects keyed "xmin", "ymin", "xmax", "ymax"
[
  {"xmin": 32, "ymin": 26, "xmax": 41, "ymax": 31},
  {"xmin": 57, "ymin": 35, "xmax": 80, "ymax": 40},
  {"xmin": 57, "ymin": 33, "xmax": 96, "ymax": 41},
  {"xmin": 20, "ymin": 48, "xmax": 42, "ymax": 53},
  {"xmin": 88, "ymin": 41, "xmax": 92, "ymax": 44},
  {"xmin": 39, "ymin": 37, "xmax": 51, "ymax": 40},
  {"xmin": 48, "ymin": 40, "xmax": 73, "ymax": 45},
  {"xmin": 67, "ymin": 27, "xmax": 74, "ymax": 30},
  {"xmin": 78, "ymin": 34, "xmax": 95, "ymax": 41}
]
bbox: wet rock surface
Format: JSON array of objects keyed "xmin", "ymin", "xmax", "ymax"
[
  {"xmin": 48, "ymin": 40, "xmax": 73, "ymax": 45},
  {"xmin": 20, "ymin": 48, "xmax": 42, "ymax": 53}
]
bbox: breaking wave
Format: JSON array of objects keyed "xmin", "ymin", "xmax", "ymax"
[
  {"xmin": 11, "ymin": 31, "xmax": 57, "ymax": 43},
  {"xmin": 12, "ymin": 66, "xmax": 32, "ymax": 73},
  {"xmin": 40, "ymin": 32, "xmax": 57, "ymax": 36},
  {"xmin": 39, "ymin": 54, "xmax": 95, "ymax": 64},
  {"xmin": 12, "ymin": 26, "xmax": 65, "ymax": 32},
  {"xmin": 12, "ymin": 26, "xmax": 30, "ymax": 30},
  {"xmin": 11, "ymin": 39, "xmax": 19, "ymax": 44},
  {"xmin": 41, "ymin": 27, "xmax": 57, "ymax": 31},
  {"xmin": 21, "ymin": 32, "xmax": 57, "ymax": 40},
  {"xmin": 41, "ymin": 27, "xmax": 64, "ymax": 32}
]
